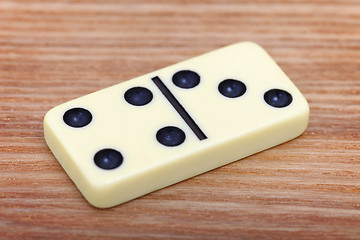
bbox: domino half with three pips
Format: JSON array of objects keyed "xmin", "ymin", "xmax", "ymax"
[{"xmin": 44, "ymin": 42, "xmax": 309, "ymax": 208}]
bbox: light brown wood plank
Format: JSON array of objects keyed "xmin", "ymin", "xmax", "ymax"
[{"xmin": 1, "ymin": 0, "xmax": 360, "ymax": 239}]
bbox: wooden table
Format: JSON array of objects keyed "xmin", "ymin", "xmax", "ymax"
[{"xmin": 1, "ymin": 1, "xmax": 359, "ymax": 239}]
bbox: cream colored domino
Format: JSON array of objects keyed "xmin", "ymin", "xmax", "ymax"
[{"xmin": 44, "ymin": 42, "xmax": 309, "ymax": 208}]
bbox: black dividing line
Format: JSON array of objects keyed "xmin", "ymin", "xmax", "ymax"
[{"xmin": 152, "ymin": 76, "xmax": 207, "ymax": 140}]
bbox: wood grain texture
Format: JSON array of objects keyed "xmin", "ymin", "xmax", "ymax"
[{"xmin": 1, "ymin": 0, "xmax": 359, "ymax": 239}]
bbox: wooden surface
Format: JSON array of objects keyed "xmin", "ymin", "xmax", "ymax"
[{"xmin": 1, "ymin": 0, "xmax": 360, "ymax": 239}]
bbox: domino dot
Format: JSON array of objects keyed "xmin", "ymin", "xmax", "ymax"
[
  {"xmin": 264, "ymin": 89, "xmax": 293, "ymax": 108},
  {"xmin": 172, "ymin": 70, "xmax": 200, "ymax": 89},
  {"xmin": 218, "ymin": 79, "xmax": 247, "ymax": 98},
  {"xmin": 156, "ymin": 126, "xmax": 186, "ymax": 147},
  {"xmin": 94, "ymin": 149, "xmax": 123, "ymax": 170},
  {"xmin": 63, "ymin": 107, "xmax": 92, "ymax": 128},
  {"xmin": 125, "ymin": 87, "xmax": 153, "ymax": 106}
]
